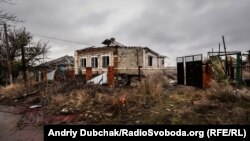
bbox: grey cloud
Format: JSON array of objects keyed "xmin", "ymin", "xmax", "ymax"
[
  {"xmin": 1, "ymin": 0, "xmax": 250, "ymax": 65},
  {"xmin": 113, "ymin": 0, "xmax": 250, "ymax": 64}
]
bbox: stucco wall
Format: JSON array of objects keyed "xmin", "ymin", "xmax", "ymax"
[
  {"xmin": 75, "ymin": 49, "xmax": 114, "ymax": 74},
  {"xmin": 74, "ymin": 47, "xmax": 166, "ymax": 75},
  {"xmin": 116, "ymin": 48, "xmax": 143, "ymax": 69}
]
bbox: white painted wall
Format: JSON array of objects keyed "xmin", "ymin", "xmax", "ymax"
[
  {"xmin": 145, "ymin": 52, "xmax": 159, "ymax": 68},
  {"xmin": 75, "ymin": 51, "xmax": 113, "ymax": 74}
]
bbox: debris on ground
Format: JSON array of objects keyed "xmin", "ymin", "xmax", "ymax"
[
  {"xmin": 0, "ymin": 106, "xmax": 26, "ymax": 114},
  {"xmin": 60, "ymin": 108, "xmax": 72, "ymax": 114},
  {"xmin": 43, "ymin": 115, "xmax": 76, "ymax": 124},
  {"xmin": 17, "ymin": 109, "xmax": 44, "ymax": 129},
  {"xmin": 30, "ymin": 105, "xmax": 42, "ymax": 109},
  {"xmin": 0, "ymin": 72, "xmax": 250, "ymax": 125},
  {"xmin": 16, "ymin": 91, "xmax": 39, "ymax": 100}
]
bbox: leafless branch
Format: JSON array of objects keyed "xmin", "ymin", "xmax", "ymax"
[
  {"xmin": 0, "ymin": 0, "xmax": 19, "ymax": 24},
  {"xmin": 0, "ymin": 0, "xmax": 15, "ymax": 5}
]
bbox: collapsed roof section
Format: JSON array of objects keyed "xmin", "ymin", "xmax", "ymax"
[
  {"xmin": 37, "ymin": 55, "xmax": 74, "ymax": 69},
  {"xmin": 76, "ymin": 38, "xmax": 166, "ymax": 58},
  {"xmin": 76, "ymin": 46, "xmax": 166, "ymax": 58}
]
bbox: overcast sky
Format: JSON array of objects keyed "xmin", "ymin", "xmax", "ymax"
[{"xmin": 1, "ymin": 0, "xmax": 250, "ymax": 65}]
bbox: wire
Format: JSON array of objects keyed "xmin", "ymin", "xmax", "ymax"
[{"xmin": 32, "ymin": 33, "xmax": 94, "ymax": 46}]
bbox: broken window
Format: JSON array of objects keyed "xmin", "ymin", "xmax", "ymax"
[
  {"xmin": 102, "ymin": 56, "xmax": 110, "ymax": 68},
  {"xmin": 80, "ymin": 58, "xmax": 86, "ymax": 68},
  {"xmin": 148, "ymin": 55, "xmax": 153, "ymax": 66},
  {"xmin": 91, "ymin": 57, "xmax": 98, "ymax": 68},
  {"xmin": 162, "ymin": 59, "xmax": 164, "ymax": 66}
]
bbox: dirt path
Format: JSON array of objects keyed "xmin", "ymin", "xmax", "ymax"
[{"xmin": 0, "ymin": 106, "xmax": 43, "ymax": 141}]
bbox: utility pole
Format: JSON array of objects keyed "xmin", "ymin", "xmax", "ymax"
[
  {"xmin": 4, "ymin": 23, "xmax": 13, "ymax": 84},
  {"xmin": 136, "ymin": 49, "xmax": 141, "ymax": 81},
  {"xmin": 222, "ymin": 36, "xmax": 229, "ymax": 77},
  {"xmin": 219, "ymin": 43, "xmax": 221, "ymax": 56}
]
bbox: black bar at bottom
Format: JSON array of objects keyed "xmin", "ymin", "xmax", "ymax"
[{"xmin": 44, "ymin": 125, "xmax": 250, "ymax": 140}]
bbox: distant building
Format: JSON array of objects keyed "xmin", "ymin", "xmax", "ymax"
[
  {"xmin": 37, "ymin": 55, "xmax": 74, "ymax": 70},
  {"xmin": 35, "ymin": 55, "xmax": 74, "ymax": 81}
]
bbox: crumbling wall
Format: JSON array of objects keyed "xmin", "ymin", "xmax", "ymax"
[
  {"xmin": 144, "ymin": 51, "xmax": 165, "ymax": 68},
  {"xmin": 75, "ymin": 47, "xmax": 166, "ymax": 76},
  {"xmin": 75, "ymin": 48, "xmax": 115, "ymax": 74},
  {"xmin": 115, "ymin": 48, "xmax": 143, "ymax": 75}
]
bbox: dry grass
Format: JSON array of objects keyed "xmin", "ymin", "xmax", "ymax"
[
  {"xmin": 242, "ymin": 71, "xmax": 250, "ymax": 79},
  {"xmin": 206, "ymin": 80, "xmax": 239, "ymax": 103},
  {"xmin": 2, "ymin": 72, "xmax": 249, "ymax": 125},
  {"xmin": 127, "ymin": 73, "xmax": 167, "ymax": 108},
  {"xmin": 0, "ymin": 83, "xmax": 26, "ymax": 98},
  {"xmin": 46, "ymin": 90, "xmax": 89, "ymax": 114},
  {"xmin": 161, "ymin": 81, "xmax": 250, "ymax": 124}
]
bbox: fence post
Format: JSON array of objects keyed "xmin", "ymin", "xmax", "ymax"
[
  {"xmin": 138, "ymin": 65, "xmax": 141, "ymax": 81},
  {"xmin": 236, "ymin": 53, "xmax": 242, "ymax": 84},
  {"xmin": 86, "ymin": 67, "xmax": 92, "ymax": 81},
  {"xmin": 108, "ymin": 66, "xmax": 114, "ymax": 87}
]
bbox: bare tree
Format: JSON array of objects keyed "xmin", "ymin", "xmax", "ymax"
[
  {"xmin": 0, "ymin": 27, "xmax": 50, "ymax": 84},
  {"xmin": 0, "ymin": 0, "xmax": 17, "ymax": 24},
  {"xmin": 6, "ymin": 28, "xmax": 50, "ymax": 64}
]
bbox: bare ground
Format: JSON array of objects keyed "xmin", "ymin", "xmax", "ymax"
[
  {"xmin": 0, "ymin": 106, "xmax": 43, "ymax": 141},
  {"xmin": 0, "ymin": 73, "xmax": 250, "ymax": 140}
]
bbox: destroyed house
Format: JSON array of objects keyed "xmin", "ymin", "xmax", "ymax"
[
  {"xmin": 37, "ymin": 55, "xmax": 74, "ymax": 70},
  {"xmin": 35, "ymin": 55, "xmax": 75, "ymax": 81},
  {"xmin": 74, "ymin": 38, "xmax": 166, "ymax": 75}
]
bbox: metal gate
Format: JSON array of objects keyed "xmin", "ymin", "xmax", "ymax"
[
  {"xmin": 177, "ymin": 57, "xmax": 184, "ymax": 85},
  {"xmin": 177, "ymin": 54, "xmax": 203, "ymax": 88}
]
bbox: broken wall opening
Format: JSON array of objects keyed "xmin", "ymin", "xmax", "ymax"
[{"xmin": 208, "ymin": 51, "xmax": 243, "ymax": 84}]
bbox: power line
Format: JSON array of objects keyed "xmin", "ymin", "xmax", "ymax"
[{"xmin": 32, "ymin": 33, "xmax": 94, "ymax": 46}]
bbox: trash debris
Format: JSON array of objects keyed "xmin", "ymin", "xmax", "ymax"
[
  {"xmin": 16, "ymin": 91, "xmax": 38, "ymax": 100},
  {"xmin": 87, "ymin": 72, "xmax": 108, "ymax": 85},
  {"xmin": 119, "ymin": 95, "xmax": 126, "ymax": 105},
  {"xmin": 47, "ymin": 69, "xmax": 57, "ymax": 80},
  {"xmin": 169, "ymin": 80, "xmax": 177, "ymax": 86},
  {"xmin": 135, "ymin": 120, "xmax": 140, "ymax": 124},
  {"xmin": 61, "ymin": 108, "xmax": 69, "ymax": 113},
  {"xmin": 29, "ymin": 105, "xmax": 42, "ymax": 109},
  {"xmin": 0, "ymin": 95, "xmax": 5, "ymax": 99},
  {"xmin": 169, "ymin": 104, "xmax": 174, "ymax": 107},
  {"xmin": 166, "ymin": 108, "xmax": 171, "ymax": 112},
  {"xmin": 130, "ymin": 82, "xmax": 138, "ymax": 88},
  {"xmin": 104, "ymin": 113, "xmax": 113, "ymax": 117},
  {"xmin": 60, "ymin": 108, "xmax": 72, "ymax": 114}
]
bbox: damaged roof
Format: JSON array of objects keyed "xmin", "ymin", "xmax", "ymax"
[
  {"xmin": 37, "ymin": 55, "xmax": 74, "ymax": 68},
  {"xmin": 102, "ymin": 38, "xmax": 125, "ymax": 47},
  {"xmin": 76, "ymin": 38, "xmax": 166, "ymax": 58},
  {"xmin": 76, "ymin": 46, "xmax": 166, "ymax": 58}
]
